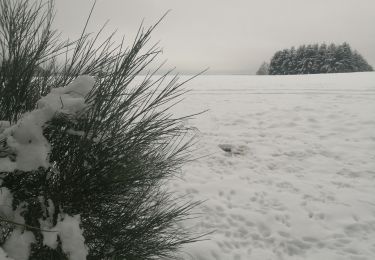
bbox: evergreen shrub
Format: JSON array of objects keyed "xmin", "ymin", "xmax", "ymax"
[{"xmin": 0, "ymin": 0, "xmax": 201, "ymax": 259}]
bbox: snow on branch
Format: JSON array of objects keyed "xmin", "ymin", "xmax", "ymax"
[
  {"xmin": 0, "ymin": 76, "xmax": 93, "ymax": 259},
  {"xmin": 0, "ymin": 75, "xmax": 95, "ymax": 172}
]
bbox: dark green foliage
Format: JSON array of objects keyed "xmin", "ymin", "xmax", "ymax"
[
  {"xmin": 1, "ymin": 0, "xmax": 201, "ymax": 259},
  {"xmin": 0, "ymin": 0, "xmax": 66, "ymax": 123},
  {"xmin": 269, "ymin": 42, "xmax": 373, "ymax": 75}
]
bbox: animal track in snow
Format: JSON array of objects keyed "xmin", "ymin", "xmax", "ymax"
[
  {"xmin": 218, "ymin": 144, "xmax": 249, "ymax": 156},
  {"xmin": 275, "ymin": 214, "xmax": 291, "ymax": 227}
]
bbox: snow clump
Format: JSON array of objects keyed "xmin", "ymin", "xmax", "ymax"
[{"xmin": 0, "ymin": 75, "xmax": 95, "ymax": 172}]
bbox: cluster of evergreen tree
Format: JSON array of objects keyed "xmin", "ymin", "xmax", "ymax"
[{"xmin": 269, "ymin": 43, "xmax": 373, "ymax": 75}]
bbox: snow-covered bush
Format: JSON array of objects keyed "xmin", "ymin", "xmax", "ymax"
[{"xmin": 0, "ymin": 0, "xmax": 200, "ymax": 259}]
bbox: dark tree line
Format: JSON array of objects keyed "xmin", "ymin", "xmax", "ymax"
[{"xmin": 268, "ymin": 43, "xmax": 373, "ymax": 75}]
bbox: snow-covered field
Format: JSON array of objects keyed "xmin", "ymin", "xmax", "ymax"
[{"xmin": 170, "ymin": 72, "xmax": 375, "ymax": 260}]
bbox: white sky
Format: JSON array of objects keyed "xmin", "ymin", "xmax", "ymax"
[{"xmin": 54, "ymin": 0, "xmax": 375, "ymax": 74}]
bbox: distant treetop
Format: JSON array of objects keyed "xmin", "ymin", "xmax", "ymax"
[
  {"xmin": 268, "ymin": 43, "xmax": 373, "ymax": 75},
  {"xmin": 256, "ymin": 62, "xmax": 270, "ymax": 75}
]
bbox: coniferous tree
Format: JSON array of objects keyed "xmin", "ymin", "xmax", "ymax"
[
  {"xmin": 268, "ymin": 42, "xmax": 373, "ymax": 75},
  {"xmin": 280, "ymin": 49, "xmax": 290, "ymax": 75},
  {"xmin": 256, "ymin": 62, "xmax": 270, "ymax": 75},
  {"xmin": 318, "ymin": 43, "xmax": 328, "ymax": 73},
  {"xmin": 288, "ymin": 47, "xmax": 297, "ymax": 74},
  {"xmin": 353, "ymin": 51, "xmax": 373, "ymax": 71},
  {"xmin": 295, "ymin": 45, "xmax": 306, "ymax": 74},
  {"xmin": 269, "ymin": 51, "xmax": 283, "ymax": 75}
]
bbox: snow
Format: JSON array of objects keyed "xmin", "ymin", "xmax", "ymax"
[
  {"xmin": 2, "ymin": 229, "xmax": 35, "ymax": 260},
  {"xmin": 39, "ymin": 197, "xmax": 58, "ymax": 249},
  {"xmin": 0, "ymin": 187, "xmax": 28, "ymax": 226},
  {"xmin": 0, "ymin": 188, "xmax": 87, "ymax": 260},
  {"xmin": 40, "ymin": 219, "xmax": 59, "ymax": 249},
  {"xmin": 0, "ymin": 75, "xmax": 95, "ymax": 172},
  {"xmin": 0, "ymin": 76, "xmax": 93, "ymax": 260},
  {"xmin": 38, "ymin": 75, "xmax": 95, "ymax": 115},
  {"xmin": 0, "ymin": 248, "xmax": 14, "ymax": 260},
  {"xmin": 54, "ymin": 214, "xmax": 88, "ymax": 260},
  {"xmin": 0, "ymin": 187, "xmax": 14, "ymax": 220},
  {"xmin": 0, "ymin": 187, "xmax": 35, "ymax": 260},
  {"xmin": 170, "ymin": 72, "xmax": 375, "ymax": 260},
  {"xmin": 1, "ymin": 71, "xmax": 374, "ymax": 259},
  {"xmin": 39, "ymin": 208, "xmax": 87, "ymax": 260},
  {"xmin": 38, "ymin": 206, "xmax": 87, "ymax": 260},
  {"xmin": 0, "ymin": 121, "xmax": 10, "ymax": 132}
]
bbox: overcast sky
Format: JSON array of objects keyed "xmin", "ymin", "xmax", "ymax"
[{"xmin": 54, "ymin": 0, "xmax": 375, "ymax": 74}]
